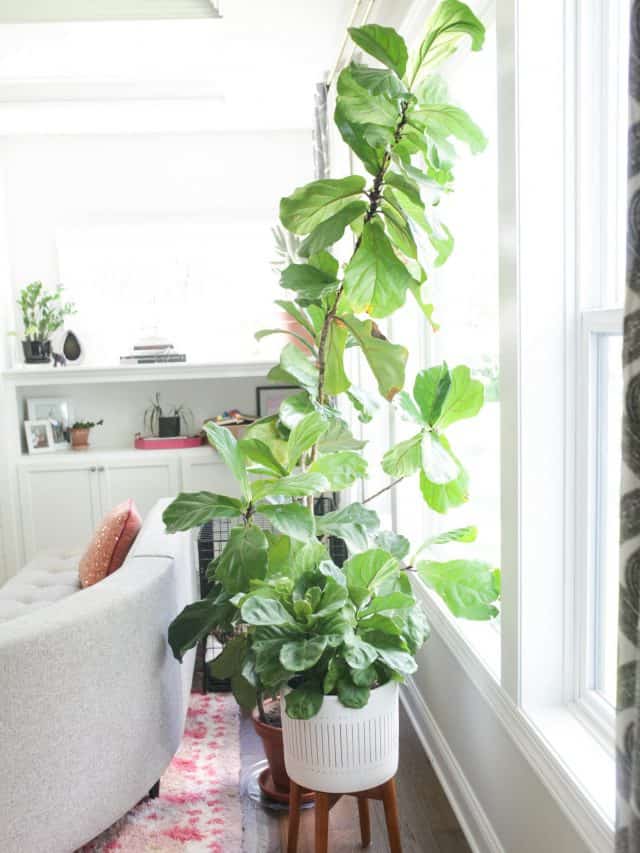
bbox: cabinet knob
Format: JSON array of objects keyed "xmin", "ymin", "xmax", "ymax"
[
  {"xmin": 89, "ymin": 466, "xmax": 97, "ymax": 472},
  {"xmin": 97, "ymin": 465, "xmax": 105, "ymax": 472}
]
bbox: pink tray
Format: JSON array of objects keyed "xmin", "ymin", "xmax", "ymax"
[{"xmin": 134, "ymin": 435, "xmax": 204, "ymax": 450}]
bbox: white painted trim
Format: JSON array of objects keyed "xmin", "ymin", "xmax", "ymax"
[
  {"xmin": 0, "ymin": 80, "xmax": 226, "ymax": 103},
  {"xmin": 414, "ymin": 584, "xmax": 614, "ymax": 853},
  {"xmin": 401, "ymin": 678, "xmax": 504, "ymax": 853}
]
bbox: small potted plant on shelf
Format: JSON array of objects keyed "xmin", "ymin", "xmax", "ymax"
[
  {"xmin": 70, "ymin": 419, "xmax": 103, "ymax": 450},
  {"xmin": 145, "ymin": 393, "xmax": 193, "ymax": 438},
  {"xmin": 163, "ymin": 0, "xmax": 499, "ymax": 808},
  {"xmin": 12, "ymin": 282, "xmax": 76, "ymax": 364}
]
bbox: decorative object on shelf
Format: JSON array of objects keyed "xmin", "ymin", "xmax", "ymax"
[
  {"xmin": 11, "ymin": 282, "xmax": 76, "ymax": 364},
  {"xmin": 52, "ymin": 352, "xmax": 66, "ymax": 368},
  {"xmin": 70, "ymin": 418, "xmax": 103, "ymax": 450},
  {"xmin": 133, "ymin": 434, "xmax": 203, "ymax": 450},
  {"xmin": 162, "ymin": 1, "xmax": 498, "ymax": 830},
  {"xmin": 144, "ymin": 392, "xmax": 193, "ymax": 437},
  {"xmin": 121, "ymin": 335, "xmax": 186, "ymax": 365},
  {"xmin": 24, "ymin": 419, "xmax": 56, "ymax": 454},
  {"xmin": 26, "ymin": 398, "xmax": 72, "ymax": 451},
  {"xmin": 62, "ymin": 329, "xmax": 83, "ymax": 364},
  {"xmin": 204, "ymin": 409, "xmax": 256, "ymax": 440},
  {"xmin": 256, "ymin": 384, "xmax": 298, "ymax": 417}
]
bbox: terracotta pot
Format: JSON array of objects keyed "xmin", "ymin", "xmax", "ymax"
[
  {"xmin": 252, "ymin": 706, "xmax": 289, "ymax": 792},
  {"xmin": 70, "ymin": 428, "xmax": 90, "ymax": 450}
]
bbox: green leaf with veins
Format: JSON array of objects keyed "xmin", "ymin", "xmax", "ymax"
[
  {"xmin": 286, "ymin": 412, "xmax": 328, "ymax": 470},
  {"xmin": 338, "ymin": 676, "xmax": 371, "ymax": 708},
  {"xmin": 324, "ymin": 318, "xmax": 351, "ymax": 396},
  {"xmin": 422, "ymin": 525, "xmax": 478, "ymax": 547},
  {"xmin": 203, "ymin": 421, "xmax": 251, "ymax": 501},
  {"xmin": 359, "ymin": 592, "xmax": 415, "ymax": 617},
  {"xmin": 280, "ymin": 176, "xmax": 366, "ymax": 235},
  {"xmin": 298, "ymin": 200, "xmax": 368, "ymax": 258},
  {"xmin": 382, "ymin": 432, "xmax": 422, "ymax": 477},
  {"xmin": 280, "ymin": 636, "xmax": 329, "ymax": 671},
  {"xmin": 168, "ymin": 594, "xmax": 234, "ymax": 662},
  {"xmin": 257, "ymin": 502, "xmax": 316, "ymax": 543},
  {"xmin": 436, "ymin": 365, "xmax": 484, "ymax": 428},
  {"xmin": 319, "ymin": 419, "xmax": 367, "ymax": 452},
  {"xmin": 241, "ymin": 594, "xmax": 296, "ymax": 627},
  {"xmin": 374, "ymin": 647, "xmax": 417, "ymax": 676},
  {"xmin": 336, "ymin": 63, "xmax": 401, "ymax": 127},
  {"xmin": 163, "ymin": 492, "xmax": 244, "ymax": 532},
  {"xmin": 268, "ymin": 343, "xmax": 318, "ymax": 395},
  {"xmin": 310, "ymin": 451, "xmax": 368, "ymax": 490},
  {"xmin": 237, "ymin": 438, "xmax": 287, "ymax": 477},
  {"xmin": 208, "ymin": 635, "xmax": 248, "ymax": 679},
  {"xmin": 344, "ymin": 636, "xmax": 379, "ymax": 670},
  {"xmin": 344, "ymin": 549, "xmax": 398, "ymax": 595},
  {"xmin": 416, "ymin": 558, "xmax": 500, "ymax": 620},
  {"xmin": 394, "ymin": 390, "xmax": 425, "ymax": 425},
  {"xmin": 280, "ymin": 263, "xmax": 338, "ymax": 302},
  {"xmin": 413, "ymin": 365, "xmax": 452, "ymax": 425},
  {"xmin": 347, "ymin": 385, "xmax": 380, "ymax": 424},
  {"xmin": 348, "ymin": 24, "xmax": 409, "ymax": 77},
  {"xmin": 410, "ymin": 103, "xmax": 486, "ymax": 154},
  {"xmin": 373, "ymin": 530, "xmax": 410, "ymax": 559},
  {"xmin": 244, "ymin": 417, "xmax": 289, "ymax": 467},
  {"xmin": 341, "ymin": 314, "xmax": 407, "ymax": 401},
  {"xmin": 419, "ymin": 437, "xmax": 468, "ymax": 513},
  {"xmin": 279, "ymin": 392, "xmax": 313, "ymax": 430},
  {"xmin": 342, "ymin": 218, "xmax": 414, "ymax": 318},
  {"xmin": 285, "ymin": 684, "xmax": 324, "ymax": 719},
  {"xmin": 334, "ymin": 99, "xmax": 384, "ymax": 176},
  {"xmin": 421, "ymin": 432, "xmax": 459, "ymax": 484},
  {"xmin": 409, "ymin": 0, "xmax": 485, "ymax": 86},
  {"xmin": 252, "ymin": 472, "xmax": 329, "ymax": 501},
  {"xmin": 215, "ymin": 525, "xmax": 269, "ymax": 595},
  {"xmin": 231, "ymin": 674, "xmax": 257, "ymax": 711},
  {"xmin": 348, "ymin": 62, "xmax": 408, "ymax": 98},
  {"xmin": 380, "ymin": 200, "xmax": 418, "ymax": 259},
  {"xmin": 255, "ymin": 327, "xmax": 315, "ymax": 354}
]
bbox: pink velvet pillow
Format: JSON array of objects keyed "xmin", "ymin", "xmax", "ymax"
[{"xmin": 79, "ymin": 499, "xmax": 142, "ymax": 588}]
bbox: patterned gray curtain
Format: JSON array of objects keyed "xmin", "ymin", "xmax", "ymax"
[
  {"xmin": 618, "ymin": 3, "xmax": 640, "ymax": 850},
  {"xmin": 312, "ymin": 81, "xmax": 330, "ymax": 180}
]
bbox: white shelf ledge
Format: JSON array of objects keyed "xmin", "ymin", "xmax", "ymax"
[{"xmin": 2, "ymin": 360, "xmax": 275, "ymax": 387}]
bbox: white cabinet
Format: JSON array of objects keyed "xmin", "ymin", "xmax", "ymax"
[
  {"xmin": 19, "ymin": 459, "xmax": 103, "ymax": 558},
  {"xmin": 17, "ymin": 447, "xmax": 233, "ymax": 562}
]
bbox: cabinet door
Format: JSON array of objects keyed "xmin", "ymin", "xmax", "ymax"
[
  {"xmin": 98, "ymin": 456, "xmax": 180, "ymax": 520},
  {"xmin": 180, "ymin": 452, "xmax": 241, "ymax": 496},
  {"xmin": 19, "ymin": 462, "xmax": 101, "ymax": 559}
]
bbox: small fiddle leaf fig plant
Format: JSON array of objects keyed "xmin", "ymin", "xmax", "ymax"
[{"xmin": 164, "ymin": 0, "xmax": 500, "ymax": 722}]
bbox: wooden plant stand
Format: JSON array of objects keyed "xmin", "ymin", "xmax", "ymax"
[{"xmin": 287, "ymin": 776, "xmax": 402, "ymax": 853}]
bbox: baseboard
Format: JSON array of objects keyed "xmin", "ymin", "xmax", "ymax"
[{"xmin": 400, "ymin": 678, "xmax": 504, "ymax": 853}]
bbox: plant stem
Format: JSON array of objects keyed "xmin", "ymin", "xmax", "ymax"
[
  {"xmin": 362, "ymin": 476, "xmax": 405, "ymax": 505},
  {"xmin": 257, "ymin": 688, "xmax": 266, "ymax": 724}
]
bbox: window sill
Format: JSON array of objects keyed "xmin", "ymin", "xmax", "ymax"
[{"xmin": 411, "ymin": 578, "xmax": 614, "ymax": 853}]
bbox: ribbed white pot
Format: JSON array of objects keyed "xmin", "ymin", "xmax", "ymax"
[{"xmin": 281, "ymin": 680, "xmax": 399, "ymax": 793}]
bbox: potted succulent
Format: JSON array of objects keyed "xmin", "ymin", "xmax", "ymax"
[
  {"xmin": 145, "ymin": 393, "xmax": 193, "ymax": 438},
  {"xmin": 164, "ymin": 0, "xmax": 499, "ymax": 802},
  {"xmin": 70, "ymin": 419, "xmax": 104, "ymax": 450},
  {"xmin": 13, "ymin": 282, "xmax": 76, "ymax": 364}
]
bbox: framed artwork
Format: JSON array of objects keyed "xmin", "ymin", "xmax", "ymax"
[
  {"xmin": 26, "ymin": 398, "xmax": 72, "ymax": 450},
  {"xmin": 24, "ymin": 420, "xmax": 56, "ymax": 454},
  {"xmin": 256, "ymin": 385, "xmax": 299, "ymax": 417}
]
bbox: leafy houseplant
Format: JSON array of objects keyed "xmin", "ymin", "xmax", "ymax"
[
  {"xmin": 164, "ymin": 0, "xmax": 500, "ymax": 796},
  {"xmin": 13, "ymin": 282, "xmax": 76, "ymax": 364},
  {"xmin": 144, "ymin": 393, "xmax": 193, "ymax": 438},
  {"xmin": 70, "ymin": 419, "xmax": 104, "ymax": 450}
]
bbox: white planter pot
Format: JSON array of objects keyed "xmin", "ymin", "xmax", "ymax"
[{"xmin": 281, "ymin": 680, "xmax": 399, "ymax": 793}]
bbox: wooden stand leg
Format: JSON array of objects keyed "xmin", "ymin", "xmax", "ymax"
[
  {"xmin": 287, "ymin": 781, "xmax": 302, "ymax": 853},
  {"xmin": 381, "ymin": 778, "xmax": 402, "ymax": 853},
  {"xmin": 357, "ymin": 796, "xmax": 371, "ymax": 847},
  {"xmin": 314, "ymin": 792, "xmax": 330, "ymax": 853}
]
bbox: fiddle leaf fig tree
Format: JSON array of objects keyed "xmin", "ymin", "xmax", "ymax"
[{"xmin": 164, "ymin": 0, "xmax": 500, "ymax": 721}]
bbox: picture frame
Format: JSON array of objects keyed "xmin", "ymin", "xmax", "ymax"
[
  {"xmin": 24, "ymin": 420, "xmax": 56, "ymax": 454},
  {"xmin": 256, "ymin": 385, "xmax": 299, "ymax": 418},
  {"xmin": 26, "ymin": 397, "xmax": 72, "ymax": 450}
]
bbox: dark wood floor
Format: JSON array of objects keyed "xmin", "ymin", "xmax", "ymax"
[{"xmin": 240, "ymin": 704, "xmax": 471, "ymax": 853}]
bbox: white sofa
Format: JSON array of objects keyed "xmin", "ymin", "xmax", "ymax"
[{"xmin": 0, "ymin": 498, "xmax": 199, "ymax": 853}]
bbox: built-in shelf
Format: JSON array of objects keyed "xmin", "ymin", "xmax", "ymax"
[{"xmin": 2, "ymin": 360, "xmax": 275, "ymax": 387}]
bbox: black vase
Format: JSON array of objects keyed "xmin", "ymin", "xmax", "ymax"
[
  {"xmin": 158, "ymin": 416, "xmax": 180, "ymax": 437},
  {"xmin": 22, "ymin": 340, "xmax": 51, "ymax": 364},
  {"xmin": 62, "ymin": 330, "xmax": 82, "ymax": 362}
]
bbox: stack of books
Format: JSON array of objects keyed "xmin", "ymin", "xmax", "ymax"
[{"xmin": 120, "ymin": 337, "xmax": 186, "ymax": 365}]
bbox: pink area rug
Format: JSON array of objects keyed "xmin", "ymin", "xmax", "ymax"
[{"xmin": 78, "ymin": 693, "xmax": 242, "ymax": 852}]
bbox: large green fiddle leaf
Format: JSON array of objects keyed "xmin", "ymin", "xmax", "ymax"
[
  {"xmin": 315, "ymin": 502, "xmax": 380, "ymax": 554},
  {"xmin": 341, "ymin": 315, "xmax": 407, "ymax": 401},
  {"xmin": 373, "ymin": 530, "xmax": 411, "ymax": 560},
  {"xmin": 203, "ymin": 421, "xmax": 251, "ymax": 502},
  {"xmin": 348, "ymin": 24, "xmax": 409, "ymax": 78},
  {"xmin": 257, "ymin": 502, "xmax": 316, "ymax": 543},
  {"xmin": 215, "ymin": 524, "xmax": 269, "ymax": 595},
  {"xmin": 336, "ymin": 63, "xmax": 401, "ymax": 127},
  {"xmin": 337, "ymin": 676, "xmax": 371, "ymax": 708},
  {"xmin": 168, "ymin": 590, "xmax": 234, "ymax": 662},
  {"xmin": 280, "ymin": 636, "xmax": 329, "ymax": 671},
  {"xmin": 310, "ymin": 450, "xmax": 368, "ymax": 490},
  {"xmin": 348, "ymin": 62, "xmax": 408, "ymax": 99},
  {"xmin": 280, "ymin": 176, "xmax": 366, "ymax": 235},
  {"xmin": 342, "ymin": 218, "xmax": 414, "ymax": 318},
  {"xmin": 381, "ymin": 432, "xmax": 422, "ymax": 477},
  {"xmin": 421, "ymin": 431, "xmax": 459, "ymax": 485},
  {"xmin": 380, "ymin": 200, "xmax": 418, "ymax": 259},
  {"xmin": 408, "ymin": 0, "xmax": 485, "ymax": 86},
  {"xmin": 280, "ymin": 263, "xmax": 338, "ymax": 303},
  {"xmin": 347, "ymin": 385, "xmax": 380, "ymax": 424},
  {"xmin": 287, "ymin": 412, "xmax": 328, "ymax": 470},
  {"xmin": 343, "ymin": 549, "xmax": 398, "ymax": 603},
  {"xmin": 243, "ymin": 417, "xmax": 289, "ymax": 468},
  {"xmin": 268, "ymin": 343, "xmax": 318, "ymax": 396},
  {"xmin": 208, "ymin": 634, "xmax": 248, "ymax": 679},
  {"xmin": 163, "ymin": 491, "xmax": 244, "ymax": 532},
  {"xmin": 238, "ymin": 438, "xmax": 287, "ymax": 477},
  {"xmin": 436, "ymin": 365, "xmax": 484, "ymax": 428},
  {"xmin": 416, "ymin": 558, "xmax": 500, "ymax": 620},
  {"xmin": 419, "ymin": 436, "xmax": 469, "ymax": 513},
  {"xmin": 241, "ymin": 593, "xmax": 296, "ymax": 627},
  {"xmin": 324, "ymin": 318, "xmax": 351, "ymax": 396},
  {"xmin": 413, "ymin": 364, "xmax": 452, "ymax": 425},
  {"xmin": 334, "ymin": 99, "xmax": 385, "ymax": 175},
  {"xmin": 410, "ymin": 103, "xmax": 486, "ymax": 155},
  {"xmin": 279, "ymin": 392, "xmax": 314, "ymax": 430},
  {"xmin": 252, "ymin": 472, "xmax": 329, "ymax": 501},
  {"xmin": 284, "ymin": 684, "xmax": 324, "ymax": 719},
  {"xmin": 319, "ymin": 419, "xmax": 367, "ymax": 452},
  {"xmin": 299, "ymin": 200, "xmax": 368, "ymax": 258}
]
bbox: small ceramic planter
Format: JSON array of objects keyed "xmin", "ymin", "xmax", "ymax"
[
  {"xmin": 281, "ymin": 680, "xmax": 399, "ymax": 793},
  {"xmin": 70, "ymin": 428, "xmax": 90, "ymax": 450},
  {"xmin": 22, "ymin": 340, "xmax": 51, "ymax": 364}
]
